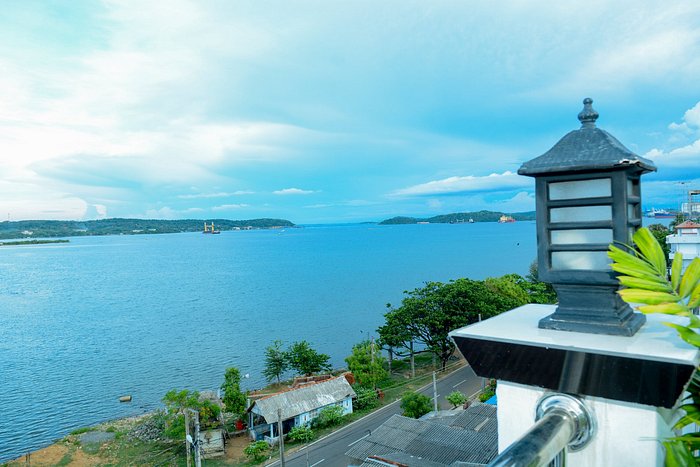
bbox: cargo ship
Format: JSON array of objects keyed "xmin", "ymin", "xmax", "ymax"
[{"xmin": 203, "ymin": 222, "xmax": 221, "ymax": 234}]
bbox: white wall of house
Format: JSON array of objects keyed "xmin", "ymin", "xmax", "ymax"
[{"xmin": 667, "ymin": 232, "xmax": 700, "ymax": 273}]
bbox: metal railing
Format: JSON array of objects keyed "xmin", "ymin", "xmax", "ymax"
[{"xmin": 488, "ymin": 393, "xmax": 596, "ymax": 467}]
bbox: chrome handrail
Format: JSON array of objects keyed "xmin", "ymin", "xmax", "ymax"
[{"xmin": 488, "ymin": 393, "xmax": 595, "ymax": 467}]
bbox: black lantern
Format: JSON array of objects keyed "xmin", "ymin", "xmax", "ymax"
[{"xmin": 518, "ymin": 98, "xmax": 656, "ymax": 336}]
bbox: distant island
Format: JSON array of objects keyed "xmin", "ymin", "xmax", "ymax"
[
  {"xmin": 378, "ymin": 210, "xmax": 536, "ymax": 225},
  {"xmin": 0, "ymin": 239, "xmax": 70, "ymax": 246},
  {"xmin": 0, "ymin": 218, "xmax": 295, "ymax": 240}
]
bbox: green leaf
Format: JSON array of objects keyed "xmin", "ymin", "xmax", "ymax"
[
  {"xmin": 608, "ymin": 245, "xmax": 659, "ymax": 277},
  {"xmin": 617, "ymin": 275, "xmax": 672, "ymax": 292},
  {"xmin": 671, "ymin": 252, "xmax": 683, "ymax": 292},
  {"xmin": 617, "ymin": 289, "xmax": 679, "ymax": 305},
  {"xmin": 680, "ymin": 258, "xmax": 700, "ymax": 300},
  {"xmin": 638, "ymin": 303, "xmax": 689, "ymax": 315},
  {"xmin": 665, "ymin": 323, "xmax": 700, "ymax": 347},
  {"xmin": 663, "ymin": 439, "xmax": 696, "ymax": 467},
  {"xmin": 633, "ymin": 228, "xmax": 668, "ymax": 276},
  {"xmin": 688, "ymin": 314, "xmax": 700, "ymax": 329},
  {"xmin": 610, "ymin": 263, "xmax": 665, "ymax": 282},
  {"xmin": 689, "ymin": 281, "xmax": 700, "ymax": 309}
]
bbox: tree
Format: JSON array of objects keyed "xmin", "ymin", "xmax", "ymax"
[
  {"xmin": 345, "ymin": 340, "xmax": 388, "ymax": 388},
  {"xmin": 446, "ymin": 391, "xmax": 467, "ymax": 409},
  {"xmin": 244, "ymin": 440, "xmax": 270, "ymax": 463},
  {"xmin": 263, "ymin": 340, "xmax": 288, "ymax": 384},
  {"xmin": 400, "ymin": 391, "xmax": 432, "ymax": 418},
  {"xmin": 525, "ymin": 262, "xmax": 558, "ymax": 304},
  {"xmin": 160, "ymin": 389, "xmax": 222, "ymax": 438},
  {"xmin": 286, "ymin": 340, "xmax": 331, "ymax": 376},
  {"xmin": 378, "ymin": 277, "xmax": 530, "ymax": 370},
  {"xmin": 221, "ymin": 367, "xmax": 247, "ymax": 415}
]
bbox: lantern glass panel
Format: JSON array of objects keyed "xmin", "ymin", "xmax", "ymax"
[
  {"xmin": 548, "ymin": 178, "xmax": 611, "ymax": 200},
  {"xmin": 551, "ymin": 251, "xmax": 612, "ymax": 270},
  {"xmin": 550, "ymin": 205, "xmax": 612, "ymax": 223},
  {"xmin": 551, "ymin": 229, "xmax": 613, "ymax": 245},
  {"xmin": 628, "ymin": 203, "xmax": 639, "ymax": 219}
]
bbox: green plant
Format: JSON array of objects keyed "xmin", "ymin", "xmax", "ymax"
[
  {"xmin": 446, "ymin": 391, "xmax": 467, "ymax": 408},
  {"xmin": 161, "ymin": 389, "xmax": 222, "ymax": 439},
  {"xmin": 221, "ymin": 366, "xmax": 248, "ymax": 415},
  {"xmin": 244, "ymin": 440, "xmax": 270, "ymax": 463},
  {"xmin": 352, "ymin": 385, "xmax": 379, "ymax": 411},
  {"xmin": 288, "ymin": 425, "xmax": 314, "ymax": 443},
  {"xmin": 400, "ymin": 391, "xmax": 432, "ymax": 418},
  {"xmin": 345, "ymin": 340, "xmax": 388, "ymax": 388},
  {"xmin": 263, "ymin": 340, "xmax": 289, "ymax": 384},
  {"xmin": 69, "ymin": 427, "xmax": 94, "ymax": 436},
  {"xmin": 286, "ymin": 340, "xmax": 332, "ymax": 376},
  {"xmin": 312, "ymin": 405, "xmax": 345, "ymax": 428},
  {"xmin": 608, "ymin": 227, "xmax": 700, "ymax": 466}
]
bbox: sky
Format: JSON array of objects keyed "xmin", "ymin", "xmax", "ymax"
[{"xmin": 1, "ymin": 1, "xmax": 700, "ymax": 224}]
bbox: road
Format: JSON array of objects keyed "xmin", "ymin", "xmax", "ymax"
[{"xmin": 266, "ymin": 365, "xmax": 483, "ymax": 467}]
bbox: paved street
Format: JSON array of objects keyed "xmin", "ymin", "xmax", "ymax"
[{"xmin": 266, "ymin": 365, "xmax": 483, "ymax": 467}]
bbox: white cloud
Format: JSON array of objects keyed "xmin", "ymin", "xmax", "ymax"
[
  {"xmin": 645, "ymin": 101, "xmax": 700, "ymax": 173},
  {"xmin": 212, "ymin": 203, "xmax": 250, "ymax": 211},
  {"xmin": 177, "ymin": 191, "xmax": 254, "ymax": 199},
  {"xmin": 273, "ymin": 188, "xmax": 317, "ymax": 195},
  {"xmin": 391, "ymin": 171, "xmax": 532, "ymax": 197}
]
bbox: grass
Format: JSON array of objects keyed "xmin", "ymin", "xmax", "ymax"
[{"xmin": 69, "ymin": 426, "xmax": 95, "ymax": 436}]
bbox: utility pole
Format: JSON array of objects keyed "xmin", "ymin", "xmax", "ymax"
[
  {"xmin": 185, "ymin": 410, "xmax": 192, "ymax": 467},
  {"xmin": 370, "ymin": 336, "xmax": 376, "ymax": 389},
  {"xmin": 277, "ymin": 408, "xmax": 286, "ymax": 466},
  {"xmin": 432, "ymin": 371, "xmax": 438, "ymax": 414},
  {"xmin": 193, "ymin": 409, "xmax": 202, "ymax": 467},
  {"xmin": 410, "ymin": 341, "xmax": 415, "ymax": 378}
]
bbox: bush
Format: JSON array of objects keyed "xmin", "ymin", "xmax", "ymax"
[
  {"xmin": 244, "ymin": 440, "xmax": 270, "ymax": 463},
  {"xmin": 161, "ymin": 389, "xmax": 222, "ymax": 439},
  {"xmin": 446, "ymin": 391, "xmax": 467, "ymax": 409},
  {"xmin": 312, "ymin": 405, "xmax": 345, "ymax": 428},
  {"xmin": 353, "ymin": 385, "xmax": 379, "ymax": 411},
  {"xmin": 288, "ymin": 425, "xmax": 314, "ymax": 443},
  {"xmin": 400, "ymin": 391, "xmax": 432, "ymax": 419}
]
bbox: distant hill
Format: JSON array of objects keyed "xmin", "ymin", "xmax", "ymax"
[
  {"xmin": 378, "ymin": 210, "xmax": 536, "ymax": 225},
  {"xmin": 0, "ymin": 218, "xmax": 295, "ymax": 240}
]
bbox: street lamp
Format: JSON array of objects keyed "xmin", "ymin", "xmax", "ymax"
[{"xmin": 518, "ymin": 98, "xmax": 656, "ymax": 336}]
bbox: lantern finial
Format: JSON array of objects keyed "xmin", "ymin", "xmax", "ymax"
[{"xmin": 578, "ymin": 98, "xmax": 598, "ymax": 128}]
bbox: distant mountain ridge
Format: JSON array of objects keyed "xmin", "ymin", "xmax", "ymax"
[
  {"xmin": 378, "ymin": 210, "xmax": 536, "ymax": 225},
  {"xmin": 0, "ymin": 218, "xmax": 295, "ymax": 239}
]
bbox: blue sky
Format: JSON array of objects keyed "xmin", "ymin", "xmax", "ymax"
[{"xmin": 1, "ymin": 1, "xmax": 700, "ymax": 223}]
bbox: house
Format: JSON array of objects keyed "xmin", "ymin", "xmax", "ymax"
[
  {"xmin": 345, "ymin": 404, "xmax": 498, "ymax": 466},
  {"xmin": 247, "ymin": 374, "xmax": 356, "ymax": 443},
  {"xmin": 667, "ymin": 220, "xmax": 700, "ymax": 273}
]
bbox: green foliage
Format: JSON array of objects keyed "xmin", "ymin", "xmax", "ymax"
[
  {"xmin": 378, "ymin": 210, "xmax": 536, "ymax": 225},
  {"xmin": 221, "ymin": 367, "xmax": 248, "ymax": 415},
  {"xmin": 345, "ymin": 340, "xmax": 388, "ymax": 388},
  {"xmin": 525, "ymin": 262, "xmax": 559, "ymax": 304},
  {"xmin": 288, "ymin": 425, "xmax": 314, "ymax": 443},
  {"xmin": 446, "ymin": 391, "xmax": 467, "ymax": 409},
  {"xmin": 352, "ymin": 385, "xmax": 380, "ymax": 411},
  {"xmin": 69, "ymin": 426, "xmax": 95, "ymax": 435},
  {"xmin": 312, "ymin": 405, "xmax": 345, "ymax": 428},
  {"xmin": 400, "ymin": 391, "xmax": 432, "ymax": 419},
  {"xmin": 0, "ymin": 218, "xmax": 295, "ymax": 239},
  {"xmin": 286, "ymin": 340, "xmax": 332, "ymax": 376},
  {"xmin": 608, "ymin": 227, "xmax": 700, "ymax": 463},
  {"xmin": 244, "ymin": 440, "xmax": 270, "ymax": 463},
  {"xmin": 161, "ymin": 389, "xmax": 222, "ymax": 439},
  {"xmin": 263, "ymin": 340, "xmax": 288, "ymax": 384},
  {"xmin": 378, "ymin": 277, "xmax": 531, "ymax": 370},
  {"xmin": 479, "ymin": 380, "xmax": 497, "ymax": 403}
]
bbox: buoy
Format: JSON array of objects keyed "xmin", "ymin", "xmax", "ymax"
[{"xmin": 119, "ymin": 395, "xmax": 132, "ymax": 403}]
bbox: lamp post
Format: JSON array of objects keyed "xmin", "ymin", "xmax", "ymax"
[{"xmin": 518, "ymin": 98, "xmax": 656, "ymax": 336}]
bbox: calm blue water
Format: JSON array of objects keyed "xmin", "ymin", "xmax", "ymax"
[{"xmin": 0, "ymin": 222, "xmax": 536, "ymax": 461}]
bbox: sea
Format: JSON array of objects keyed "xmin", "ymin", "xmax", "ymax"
[{"xmin": 0, "ymin": 221, "xmax": 539, "ymax": 461}]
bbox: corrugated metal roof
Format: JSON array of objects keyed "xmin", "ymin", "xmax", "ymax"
[
  {"xmin": 250, "ymin": 375, "xmax": 355, "ymax": 421},
  {"xmin": 345, "ymin": 406, "xmax": 498, "ymax": 466}
]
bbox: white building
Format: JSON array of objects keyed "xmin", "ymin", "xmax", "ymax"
[{"xmin": 667, "ymin": 220, "xmax": 700, "ymax": 273}]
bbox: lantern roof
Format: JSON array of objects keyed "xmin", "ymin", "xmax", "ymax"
[{"xmin": 518, "ymin": 98, "xmax": 657, "ymax": 176}]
